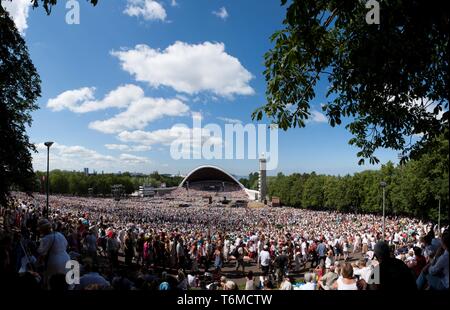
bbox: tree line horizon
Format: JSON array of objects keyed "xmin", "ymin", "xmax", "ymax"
[{"xmin": 25, "ymin": 134, "xmax": 448, "ymax": 222}]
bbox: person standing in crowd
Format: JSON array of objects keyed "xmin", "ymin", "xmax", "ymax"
[
  {"xmin": 416, "ymin": 231, "xmax": 449, "ymax": 290},
  {"xmin": 325, "ymin": 249, "xmax": 334, "ymax": 269},
  {"xmin": 279, "ymin": 275, "xmax": 293, "ymax": 290},
  {"xmin": 234, "ymin": 242, "xmax": 247, "ymax": 275},
  {"xmin": 353, "ymin": 259, "xmax": 372, "ymax": 283},
  {"xmin": 124, "ymin": 230, "xmax": 135, "ymax": 266},
  {"xmin": 245, "ymin": 271, "xmax": 256, "ymax": 290},
  {"xmin": 136, "ymin": 233, "xmax": 145, "ymax": 267},
  {"xmin": 318, "ymin": 264, "xmax": 339, "ymax": 290},
  {"xmin": 259, "ymin": 245, "xmax": 271, "ymax": 277},
  {"xmin": 36, "ymin": 219, "xmax": 70, "ymax": 287},
  {"xmin": 373, "ymin": 241, "xmax": 417, "ymax": 290},
  {"xmin": 213, "ymin": 246, "xmax": 223, "ymax": 275},
  {"xmin": 299, "ymin": 272, "xmax": 316, "ymax": 290},
  {"xmin": 334, "ymin": 262, "xmax": 358, "ymax": 290},
  {"xmin": 176, "ymin": 238, "xmax": 185, "ymax": 269},
  {"xmin": 407, "ymin": 246, "xmax": 426, "ymax": 278},
  {"xmin": 106, "ymin": 231, "xmax": 120, "ymax": 268},
  {"xmin": 317, "ymin": 239, "xmax": 327, "ymax": 267},
  {"xmin": 274, "ymin": 249, "xmax": 289, "ymax": 283},
  {"xmin": 84, "ymin": 229, "xmax": 97, "ymax": 264}
]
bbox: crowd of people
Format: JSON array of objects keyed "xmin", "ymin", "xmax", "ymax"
[{"xmin": 0, "ymin": 191, "xmax": 448, "ymax": 291}]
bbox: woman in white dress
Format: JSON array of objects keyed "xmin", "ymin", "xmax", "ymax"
[{"xmin": 37, "ymin": 219, "xmax": 70, "ymax": 286}]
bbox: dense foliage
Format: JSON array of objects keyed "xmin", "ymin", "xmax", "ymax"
[
  {"xmin": 0, "ymin": 0, "xmax": 98, "ymax": 206},
  {"xmin": 265, "ymin": 134, "xmax": 448, "ymax": 221},
  {"xmin": 239, "ymin": 172, "xmax": 259, "ymax": 190},
  {"xmin": 32, "ymin": 171, "xmax": 183, "ymax": 196},
  {"xmin": 253, "ymin": 0, "xmax": 449, "ymax": 164},
  {"xmin": 0, "ymin": 5, "xmax": 40, "ymax": 206}
]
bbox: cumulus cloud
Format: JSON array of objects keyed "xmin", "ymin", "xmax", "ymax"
[
  {"xmin": 170, "ymin": 0, "xmax": 178, "ymax": 7},
  {"xmin": 118, "ymin": 126, "xmax": 192, "ymax": 146},
  {"xmin": 124, "ymin": 0, "xmax": 166, "ymax": 21},
  {"xmin": 47, "ymin": 84, "xmax": 190, "ymax": 134},
  {"xmin": 105, "ymin": 144, "xmax": 152, "ymax": 152},
  {"xmin": 118, "ymin": 125, "xmax": 223, "ymax": 148},
  {"xmin": 309, "ymin": 110, "xmax": 327, "ymax": 123},
  {"xmin": 217, "ymin": 117, "xmax": 242, "ymax": 124},
  {"xmin": 1, "ymin": 0, "xmax": 32, "ymax": 34},
  {"xmin": 119, "ymin": 153, "xmax": 151, "ymax": 164},
  {"xmin": 89, "ymin": 97, "xmax": 189, "ymax": 134},
  {"xmin": 111, "ymin": 41, "xmax": 254, "ymax": 97},
  {"xmin": 33, "ymin": 142, "xmax": 151, "ymax": 172},
  {"xmin": 35, "ymin": 142, "xmax": 115, "ymax": 161},
  {"xmin": 212, "ymin": 7, "xmax": 228, "ymax": 20},
  {"xmin": 47, "ymin": 85, "xmax": 144, "ymax": 113}
]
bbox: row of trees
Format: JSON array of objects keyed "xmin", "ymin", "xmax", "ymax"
[
  {"xmin": 262, "ymin": 134, "xmax": 448, "ymax": 221},
  {"xmin": 239, "ymin": 172, "xmax": 259, "ymax": 190},
  {"xmin": 33, "ymin": 171, "xmax": 183, "ymax": 197}
]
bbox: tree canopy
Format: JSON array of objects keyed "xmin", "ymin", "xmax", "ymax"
[
  {"xmin": 0, "ymin": 0, "xmax": 99, "ymax": 206},
  {"xmin": 30, "ymin": 0, "xmax": 98, "ymax": 14},
  {"xmin": 0, "ymin": 4, "xmax": 40, "ymax": 206},
  {"xmin": 33, "ymin": 170, "xmax": 183, "ymax": 196},
  {"xmin": 253, "ymin": 0, "xmax": 449, "ymax": 164},
  {"xmin": 265, "ymin": 133, "xmax": 448, "ymax": 221}
]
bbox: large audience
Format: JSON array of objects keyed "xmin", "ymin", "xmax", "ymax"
[{"xmin": 0, "ymin": 191, "xmax": 448, "ymax": 291}]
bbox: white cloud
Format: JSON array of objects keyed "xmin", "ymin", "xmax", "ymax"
[
  {"xmin": 47, "ymin": 84, "xmax": 190, "ymax": 134},
  {"xmin": 118, "ymin": 126, "xmax": 191, "ymax": 146},
  {"xmin": 124, "ymin": 0, "xmax": 166, "ymax": 21},
  {"xmin": 111, "ymin": 41, "xmax": 254, "ymax": 97},
  {"xmin": 309, "ymin": 110, "xmax": 327, "ymax": 123},
  {"xmin": 212, "ymin": 7, "xmax": 228, "ymax": 20},
  {"xmin": 170, "ymin": 0, "xmax": 178, "ymax": 7},
  {"xmin": 33, "ymin": 142, "xmax": 151, "ymax": 172},
  {"xmin": 1, "ymin": 0, "xmax": 32, "ymax": 34},
  {"xmin": 118, "ymin": 125, "xmax": 223, "ymax": 148},
  {"xmin": 89, "ymin": 97, "xmax": 189, "ymax": 134},
  {"xmin": 217, "ymin": 117, "xmax": 242, "ymax": 124},
  {"xmin": 119, "ymin": 153, "xmax": 151, "ymax": 164},
  {"xmin": 105, "ymin": 144, "xmax": 152, "ymax": 152},
  {"xmin": 104, "ymin": 144, "xmax": 130, "ymax": 151},
  {"xmin": 175, "ymin": 94, "xmax": 189, "ymax": 102},
  {"xmin": 47, "ymin": 84, "xmax": 144, "ymax": 113},
  {"xmin": 132, "ymin": 145, "xmax": 153, "ymax": 151}
]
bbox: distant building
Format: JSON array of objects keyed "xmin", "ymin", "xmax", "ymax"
[{"xmin": 84, "ymin": 168, "xmax": 89, "ymax": 176}]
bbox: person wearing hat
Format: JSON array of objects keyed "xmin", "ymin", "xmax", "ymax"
[{"xmin": 37, "ymin": 218, "xmax": 70, "ymax": 287}]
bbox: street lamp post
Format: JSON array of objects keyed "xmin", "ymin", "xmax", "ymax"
[
  {"xmin": 380, "ymin": 181, "xmax": 387, "ymax": 241},
  {"xmin": 436, "ymin": 195, "xmax": 441, "ymax": 234},
  {"xmin": 44, "ymin": 141, "xmax": 53, "ymax": 218}
]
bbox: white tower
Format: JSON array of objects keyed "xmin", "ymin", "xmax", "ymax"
[{"xmin": 258, "ymin": 156, "xmax": 267, "ymax": 203}]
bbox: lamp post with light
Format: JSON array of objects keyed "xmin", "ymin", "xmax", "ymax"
[
  {"xmin": 44, "ymin": 141, "xmax": 53, "ymax": 218},
  {"xmin": 380, "ymin": 181, "xmax": 387, "ymax": 241}
]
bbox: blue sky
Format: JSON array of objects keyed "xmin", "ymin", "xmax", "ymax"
[{"xmin": 4, "ymin": 0, "xmax": 400, "ymax": 176}]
